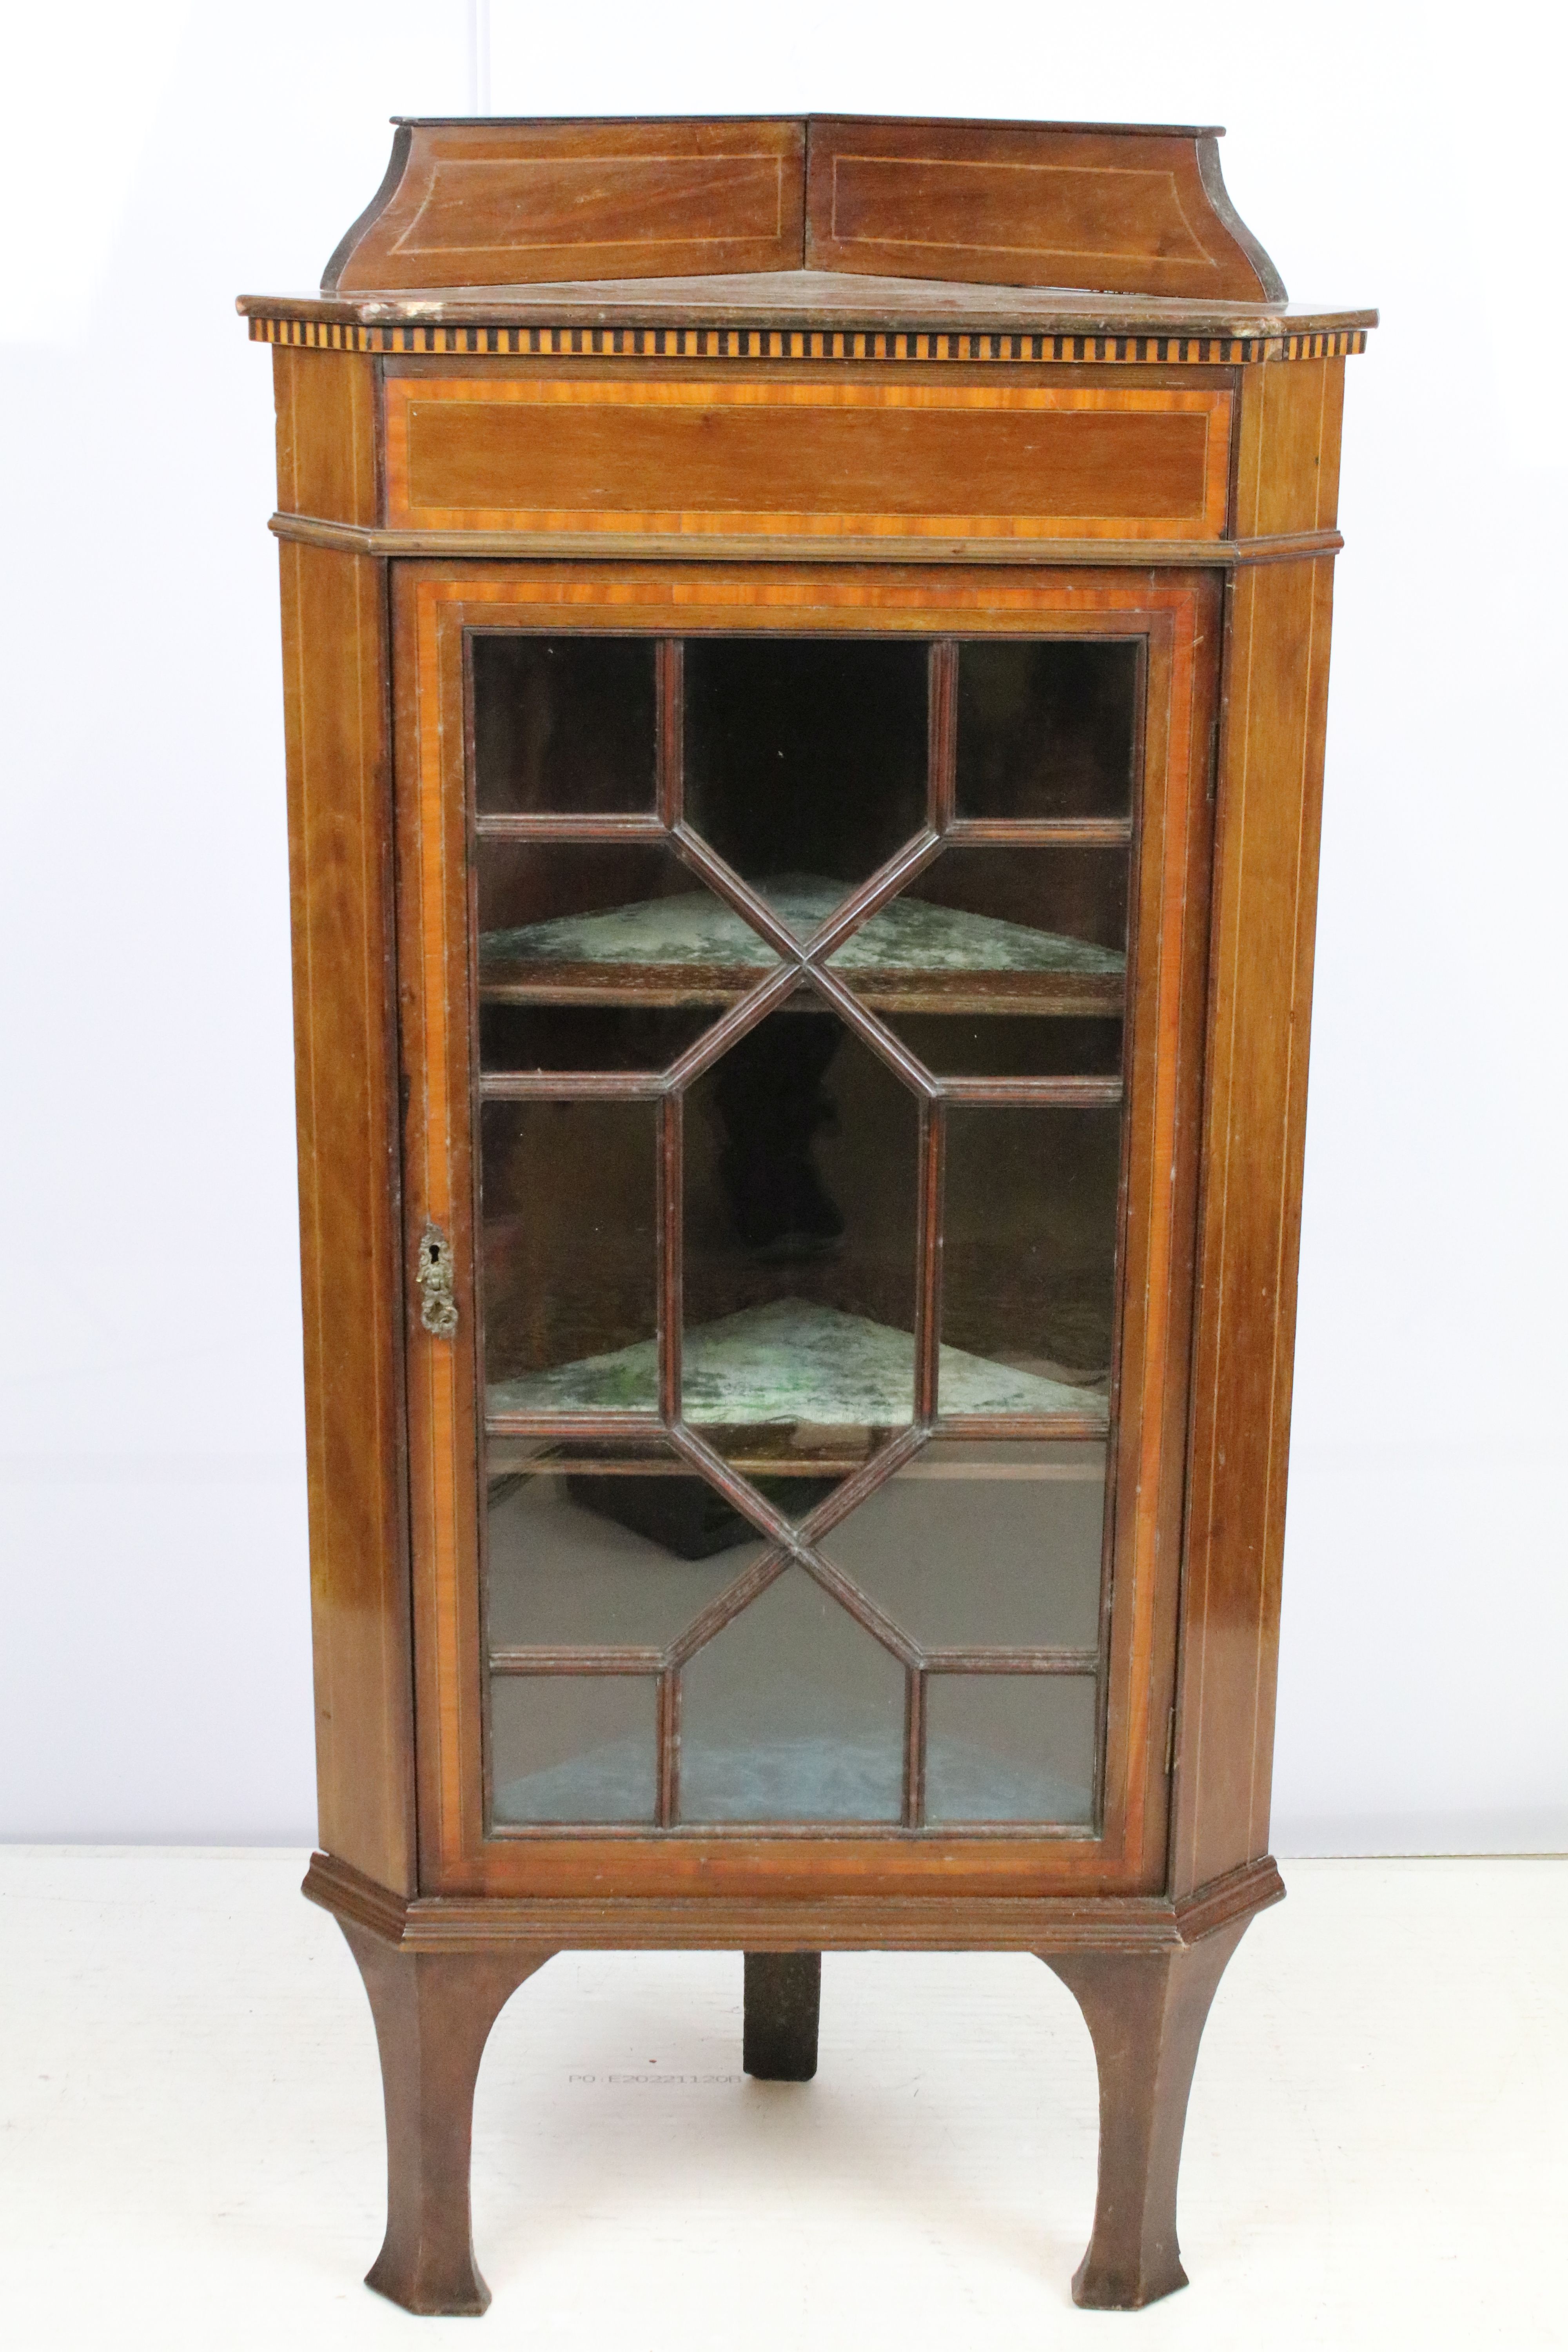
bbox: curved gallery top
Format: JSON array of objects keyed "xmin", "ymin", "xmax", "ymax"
[{"xmin": 237, "ymin": 114, "xmax": 1374, "ymax": 339}]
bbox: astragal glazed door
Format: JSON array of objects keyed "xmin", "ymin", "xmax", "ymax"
[{"xmin": 394, "ymin": 561, "xmax": 1219, "ymax": 1900}]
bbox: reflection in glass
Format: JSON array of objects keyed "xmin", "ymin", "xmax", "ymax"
[
  {"xmin": 684, "ymin": 637, "xmax": 928, "ymax": 906},
  {"xmin": 884, "ymin": 1013, "xmax": 1123, "ymax": 1080},
  {"xmin": 486, "ymin": 1445, "xmax": 767, "ymax": 1647},
  {"xmin": 678, "ymin": 1568, "xmax": 905, "ymax": 1821},
  {"xmin": 683, "ymin": 1004, "xmax": 919, "ymax": 1469},
  {"xmin": 942, "ymin": 1107, "xmax": 1121, "ymax": 1405},
  {"xmin": 924, "ymin": 1673, "xmax": 1097, "ymax": 1823},
  {"xmin": 479, "ymin": 1003, "xmax": 713, "ymax": 1075},
  {"xmin": 956, "ymin": 639, "xmax": 1137, "ymax": 820},
  {"xmin": 481, "ymin": 1101, "xmax": 659, "ymax": 1410},
  {"xmin": 472, "ymin": 635, "xmax": 657, "ymax": 815},
  {"xmin": 821, "ymin": 1441, "xmax": 1106, "ymax": 1649},
  {"xmin": 491, "ymin": 1674, "xmax": 658, "ymax": 1824}
]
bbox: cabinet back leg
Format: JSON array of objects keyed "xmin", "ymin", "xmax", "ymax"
[
  {"xmin": 1042, "ymin": 1921, "xmax": 1249, "ymax": 2310},
  {"xmin": 340, "ymin": 1922, "xmax": 553, "ymax": 2316},
  {"xmin": 743, "ymin": 1951, "xmax": 822, "ymax": 2081}
]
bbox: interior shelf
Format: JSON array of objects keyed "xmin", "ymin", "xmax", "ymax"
[
  {"xmin": 480, "ymin": 874, "xmax": 1125, "ymax": 1015},
  {"xmin": 486, "ymin": 1298, "xmax": 1110, "ymax": 1426}
]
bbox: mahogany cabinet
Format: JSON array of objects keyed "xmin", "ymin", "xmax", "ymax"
[{"xmin": 240, "ymin": 114, "xmax": 1371, "ymax": 2316}]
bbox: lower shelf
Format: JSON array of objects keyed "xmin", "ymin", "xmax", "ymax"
[{"xmin": 486, "ymin": 1297, "xmax": 1109, "ymax": 1423}]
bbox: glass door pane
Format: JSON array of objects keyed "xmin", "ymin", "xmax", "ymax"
[
  {"xmin": 473, "ymin": 634, "xmax": 657, "ymax": 814},
  {"xmin": 468, "ymin": 628, "xmax": 1134, "ymax": 1834},
  {"xmin": 955, "ymin": 639, "xmax": 1137, "ymax": 818},
  {"xmin": 684, "ymin": 636, "xmax": 928, "ymax": 905}
]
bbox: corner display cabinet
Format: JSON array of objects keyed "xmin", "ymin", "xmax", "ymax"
[{"xmin": 241, "ymin": 114, "xmax": 1372, "ymax": 2317}]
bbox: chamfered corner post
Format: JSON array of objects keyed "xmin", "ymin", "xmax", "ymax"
[
  {"xmin": 1042, "ymin": 1920, "xmax": 1250, "ymax": 2309},
  {"xmin": 743, "ymin": 1951, "xmax": 822, "ymax": 2082},
  {"xmin": 339, "ymin": 1921, "xmax": 554, "ymax": 2316}
]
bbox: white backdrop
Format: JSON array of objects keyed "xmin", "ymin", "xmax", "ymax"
[{"xmin": 2, "ymin": 0, "xmax": 1564, "ymax": 1849}]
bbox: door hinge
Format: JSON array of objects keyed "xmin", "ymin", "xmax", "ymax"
[
  {"xmin": 415, "ymin": 1222, "xmax": 458, "ymax": 1338},
  {"xmin": 1165, "ymin": 1705, "xmax": 1177, "ymax": 1777}
]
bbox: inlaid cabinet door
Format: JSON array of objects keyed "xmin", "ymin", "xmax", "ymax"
[{"xmin": 392, "ymin": 561, "xmax": 1219, "ymax": 1899}]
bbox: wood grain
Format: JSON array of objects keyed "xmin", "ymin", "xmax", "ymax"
[
  {"xmin": 272, "ymin": 345, "xmax": 379, "ymax": 525},
  {"xmin": 1105, "ymin": 572, "xmax": 1220, "ymax": 1899},
  {"xmin": 279, "ymin": 538, "xmax": 414, "ymax": 1893},
  {"xmin": 1044, "ymin": 1919, "xmax": 1251, "ymax": 2307},
  {"xmin": 1169, "ymin": 341, "xmax": 1348, "ymax": 1896},
  {"xmin": 393, "ymin": 571, "xmax": 487, "ymax": 1886},
  {"xmin": 804, "ymin": 120, "xmax": 1284, "ymax": 300},
  {"xmin": 339, "ymin": 1921, "xmax": 554, "ymax": 2314},
  {"xmin": 271, "ymin": 511, "xmax": 1343, "ymax": 571},
  {"xmin": 305, "ymin": 1845, "xmax": 1285, "ymax": 1951},
  {"xmin": 1231, "ymin": 356, "xmax": 1346, "ymax": 538},
  {"xmin": 1173, "ymin": 557, "xmax": 1337, "ymax": 1898},
  {"xmin": 327, "ymin": 118, "xmax": 808, "ymax": 292},
  {"xmin": 316, "ymin": 115, "xmax": 1287, "ymax": 303},
  {"xmin": 384, "ymin": 377, "xmax": 1232, "ymax": 541}
]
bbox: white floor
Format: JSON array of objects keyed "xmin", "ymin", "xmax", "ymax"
[{"xmin": 1, "ymin": 1853, "xmax": 1563, "ymax": 2350}]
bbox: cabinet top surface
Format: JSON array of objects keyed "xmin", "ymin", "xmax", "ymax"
[{"xmin": 238, "ymin": 268, "xmax": 1374, "ymax": 339}]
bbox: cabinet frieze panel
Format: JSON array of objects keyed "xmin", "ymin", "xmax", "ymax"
[{"xmin": 383, "ymin": 376, "xmax": 1233, "ymax": 542}]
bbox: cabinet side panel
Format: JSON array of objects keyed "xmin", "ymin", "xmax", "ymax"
[
  {"xmin": 1230, "ymin": 358, "xmax": 1344, "ymax": 539},
  {"xmin": 273, "ymin": 347, "xmax": 380, "ymax": 525},
  {"xmin": 803, "ymin": 120, "xmax": 1279, "ymax": 299},
  {"xmin": 279, "ymin": 540, "xmax": 415, "ymax": 1891},
  {"xmin": 330, "ymin": 118, "xmax": 808, "ymax": 291},
  {"xmin": 1173, "ymin": 552, "xmax": 1334, "ymax": 1896}
]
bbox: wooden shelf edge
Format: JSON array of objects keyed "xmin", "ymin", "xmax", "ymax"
[
  {"xmin": 479, "ymin": 980, "xmax": 1126, "ymax": 1016},
  {"xmin": 301, "ymin": 1847, "xmax": 1283, "ymax": 1953}
]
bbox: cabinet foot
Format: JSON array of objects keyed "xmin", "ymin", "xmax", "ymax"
[
  {"xmin": 340, "ymin": 1922, "xmax": 553, "ymax": 2316},
  {"xmin": 743, "ymin": 1951, "xmax": 821, "ymax": 2081},
  {"xmin": 1042, "ymin": 1922, "xmax": 1248, "ymax": 2310}
]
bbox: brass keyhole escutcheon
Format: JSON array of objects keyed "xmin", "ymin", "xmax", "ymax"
[{"xmin": 415, "ymin": 1223, "xmax": 458, "ymax": 1338}]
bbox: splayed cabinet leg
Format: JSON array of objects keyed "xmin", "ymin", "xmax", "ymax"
[
  {"xmin": 1042, "ymin": 1922, "xmax": 1249, "ymax": 2310},
  {"xmin": 743, "ymin": 1951, "xmax": 822, "ymax": 2081},
  {"xmin": 340, "ymin": 1923, "xmax": 553, "ymax": 2316}
]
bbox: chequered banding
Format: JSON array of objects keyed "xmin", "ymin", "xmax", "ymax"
[{"xmin": 247, "ymin": 316, "xmax": 1368, "ymax": 366}]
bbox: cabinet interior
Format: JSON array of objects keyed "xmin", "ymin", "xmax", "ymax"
[{"xmin": 468, "ymin": 630, "xmax": 1136, "ymax": 1835}]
